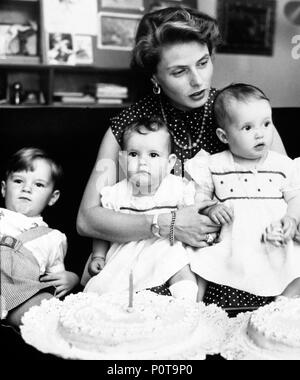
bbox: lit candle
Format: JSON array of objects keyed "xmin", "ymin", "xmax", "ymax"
[{"xmin": 128, "ymin": 270, "xmax": 133, "ymax": 309}]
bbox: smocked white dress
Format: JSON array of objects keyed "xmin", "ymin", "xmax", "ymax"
[
  {"xmin": 185, "ymin": 150, "xmax": 300, "ymax": 296},
  {"xmin": 84, "ymin": 174, "xmax": 195, "ymax": 295}
]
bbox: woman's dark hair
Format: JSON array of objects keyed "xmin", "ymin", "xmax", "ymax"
[
  {"xmin": 214, "ymin": 83, "xmax": 270, "ymax": 130},
  {"xmin": 131, "ymin": 6, "xmax": 221, "ymax": 79},
  {"xmin": 122, "ymin": 115, "xmax": 173, "ymax": 152},
  {"xmin": 5, "ymin": 147, "xmax": 63, "ymax": 189}
]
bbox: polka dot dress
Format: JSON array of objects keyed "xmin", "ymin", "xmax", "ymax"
[
  {"xmin": 203, "ymin": 283, "xmax": 274, "ymax": 309},
  {"xmin": 110, "ymin": 89, "xmax": 274, "ymax": 309},
  {"xmin": 110, "ymin": 89, "xmax": 225, "ymax": 158}
]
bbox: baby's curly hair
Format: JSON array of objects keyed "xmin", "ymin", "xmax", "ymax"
[{"xmin": 122, "ymin": 115, "xmax": 173, "ymax": 153}]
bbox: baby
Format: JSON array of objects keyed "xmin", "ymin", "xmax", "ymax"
[
  {"xmin": 185, "ymin": 83, "xmax": 300, "ymax": 305},
  {"xmin": 83, "ymin": 116, "xmax": 200, "ymax": 301}
]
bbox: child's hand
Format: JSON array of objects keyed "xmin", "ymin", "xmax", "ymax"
[
  {"xmin": 281, "ymin": 215, "xmax": 297, "ymax": 243},
  {"xmin": 207, "ymin": 204, "xmax": 233, "ymax": 225},
  {"xmin": 88, "ymin": 257, "xmax": 105, "ymax": 277},
  {"xmin": 263, "ymin": 221, "xmax": 284, "ymax": 247},
  {"xmin": 40, "ymin": 271, "xmax": 79, "ymax": 299},
  {"xmin": 294, "ymin": 224, "xmax": 300, "ymax": 243}
]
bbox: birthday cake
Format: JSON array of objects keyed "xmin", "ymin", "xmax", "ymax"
[
  {"xmin": 57, "ymin": 290, "xmax": 228, "ymax": 360},
  {"xmin": 246, "ymin": 297, "xmax": 300, "ymax": 359}
]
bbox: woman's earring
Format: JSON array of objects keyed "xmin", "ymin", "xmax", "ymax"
[{"xmin": 152, "ymin": 81, "xmax": 161, "ymax": 95}]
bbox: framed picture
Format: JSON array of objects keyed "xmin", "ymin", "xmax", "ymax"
[
  {"xmin": 147, "ymin": 0, "xmax": 197, "ymax": 12},
  {"xmin": 101, "ymin": 0, "xmax": 144, "ymax": 11},
  {"xmin": 148, "ymin": 1, "xmax": 182, "ymax": 12},
  {"xmin": 0, "ymin": 23, "xmax": 37, "ymax": 57},
  {"xmin": 47, "ymin": 32, "xmax": 75, "ymax": 65},
  {"xmin": 98, "ymin": 12, "xmax": 142, "ymax": 50},
  {"xmin": 217, "ymin": 0, "xmax": 276, "ymax": 56},
  {"xmin": 73, "ymin": 34, "xmax": 93, "ymax": 65}
]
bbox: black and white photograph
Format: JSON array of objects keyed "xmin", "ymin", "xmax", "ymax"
[
  {"xmin": 0, "ymin": 23, "xmax": 38, "ymax": 57},
  {"xmin": 98, "ymin": 12, "xmax": 142, "ymax": 50},
  {"xmin": 1, "ymin": 0, "xmax": 300, "ymax": 365},
  {"xmin": 47, "ymin": 32, "xmax": 75, "ymax": 65},
  {"xmin": 73, "ymin": 34, "xmax": 93, "ymax": 65}
]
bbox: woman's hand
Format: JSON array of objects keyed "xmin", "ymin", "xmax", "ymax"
[
  {"xmin": 40, "ymin": 271, "xmax": 79, "ymax": 299},
  {"xmin": 159, "ymin": 200, "xmax": 221, "ymax": 248}
]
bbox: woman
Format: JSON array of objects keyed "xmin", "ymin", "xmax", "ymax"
[{"xmin": 77, "ymin": 7, "xmax": 286, "ymax": 307}]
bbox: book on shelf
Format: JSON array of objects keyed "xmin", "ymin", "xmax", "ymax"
[
  {"xmin": 96, "ymin": 92, "xmax": 128, "ymax": 99},
  {"xmin": 61, "ymin": 94, "xmax": 95, "ymax": 104},
  {"xmin": 93, "ymin": 83, "xmax": 128, "ymax": 91},
  {"xmin": 88, "ymin": 83, "xmax": 128, "ymax": 99},
  {"xmin": 53, "ymin": 91, "xmax": 85, "ymax": 98},
  {"xmin": 97, "ymin": 98, "xmax": 123, "ymax": 104}
]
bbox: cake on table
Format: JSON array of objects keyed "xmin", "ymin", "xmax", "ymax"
[
  {"xmin": 246, "ymin": 297, "xmax": 300, "ymax": 359},
  {"xmin": 20, "ymin": 290, "xmax": 229, "ymax": 360}
]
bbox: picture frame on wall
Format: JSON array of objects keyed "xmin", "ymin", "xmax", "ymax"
[
  {"xmin": 147, "ymin": 0, "xmax": 198, "ymax": 12},
  {"xmin": 100, "ymin": 0, "xmax": 144, "ymax": 11},
  {"xmin": 47, "ymin": 32, "xmax": 75, "ymax": 65},
  {"xmin": 98, "ymin": 12, "xmax": 142, "ymax": 50},
  {"xmin": 0, "ymin": 23, "xmax": 38, "ymax": 57},
  {"xmin": 73, "ymin": 35, "xmax": 93, "ymax": 65},
  {"xmin": 148, "ymin": 0, "xmax": 183, "ymax": 12},
  {"xmin": 217, "ymin": 0, "xmax": 276, "ymax": 56}
]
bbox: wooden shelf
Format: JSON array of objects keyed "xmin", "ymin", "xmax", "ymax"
[
  {"xmin": 0, "ymin": 103, "xmax": 129, "ymax": 109},
  {"xmin": 0, "ymin": 0, "xmax": 197, "ymax": 107}
]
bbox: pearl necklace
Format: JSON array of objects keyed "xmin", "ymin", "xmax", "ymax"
[{"xmin": 159, "ymin": 91, "xmax": 211, "ymax": 151}]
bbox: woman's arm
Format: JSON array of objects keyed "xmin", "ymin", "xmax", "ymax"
[{"xmin": 77, "ymin": 128, "xmax": 220, "ymax": 246}]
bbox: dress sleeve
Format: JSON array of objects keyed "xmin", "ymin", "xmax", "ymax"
[
  {"xmin": 46, "ymin": 231, "xmax": 67, "ymax": 273},
  {"xmin": 181, "ymin": 178, "xmax": 196, "ymax": 206},
  {"xmin": 100, "ymin": 181, "xmax": 127, "ymax": 211},
  {"xmin": 110, "ymin": 114, "xmax": 124, "ymax": 147},
  {"xmin": 283, "ymin": 157, "xmax": 300, "ymax": 192},
  {"xmin": 185, "ymin": 154, "xmax": 214, "ymax": 201}
]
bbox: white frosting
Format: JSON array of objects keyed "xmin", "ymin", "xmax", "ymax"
[
  {"xmin": 57, "ymin": 291, "xmax": 227, "ymax": 359},
  {"xmin": 247, "ymin": 297, "xmax": 300, "ymax": 359}
]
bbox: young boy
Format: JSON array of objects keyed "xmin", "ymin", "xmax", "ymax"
[{"xmin": 1, "ymin": 147, "xmax": 79, "ymax": 327}]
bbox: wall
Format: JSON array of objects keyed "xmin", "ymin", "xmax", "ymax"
[{"xmin": 198, "ymin": 0, "xmax": 300, "ymax": 107}]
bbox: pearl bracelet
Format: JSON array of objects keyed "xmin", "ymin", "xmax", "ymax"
[{"xmin": 169, "ymin": 210, "xmax": 177, "ymax": 246}]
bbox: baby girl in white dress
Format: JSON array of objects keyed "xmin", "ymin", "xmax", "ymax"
[
  {"xmin": 84, "ymin": 116, "xmax": 199, "ymax": 301},
  {"xmin": 185, "ymin": 83, "xmax": 300, "ymax": 300}
]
